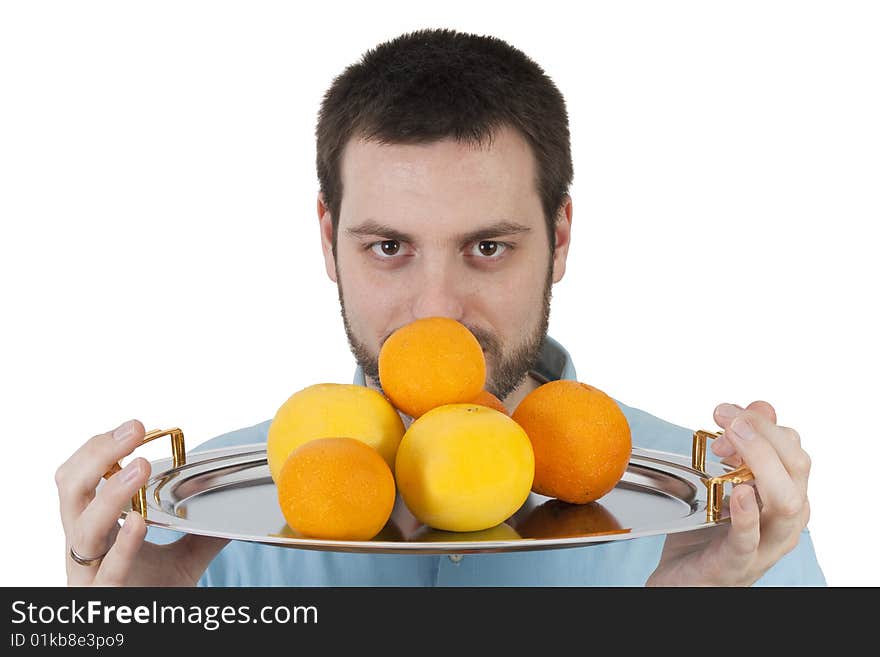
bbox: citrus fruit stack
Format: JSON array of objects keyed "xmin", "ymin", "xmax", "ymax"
[
  {"xmin": 378, "ymin": 317, "xmax": 532, "ymax": 532},
  {"xmin": 268, "ymin": 316, "xmax": 632, "ymax": 541},
  {"xmin": 267, "ymin": 383, "xmax": 404, "ymax": 541}
]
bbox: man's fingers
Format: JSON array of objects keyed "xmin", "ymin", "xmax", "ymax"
[
  {"xmin": 71, "ymin": 458, "xmax": 150, "ymax": 565},
  {"xmin": 712, "ymin": 403, "xmax": 743, "ymax": 457},
  {"xmin": 713, "ymin": 403, "xmax": 744, "ymax": 430},
  {"xmin": 711, "ymin": 401, "xmax": 776, "ymax": 458},
  {"xmin": 94, "ymin": 512, "xmax": 147, "ymax": 586},
  {"xmin": 56, "ymin": 420, "xmax": 145, "ymax": 534},
  {"xmin": 721, "ymin": 453, "xmax": 744, "ymax": 468},
  {"xmin": 718, "ymin": 484, "xmax": 761, "ymax": 582},
  {"xmin": 712, "ymin": 402, "xmax": 808, "ymax": 490},
  {"xmin": 695, "ymin": 484, "xmax": 760, "ymax": 586},
  {"xmin": 761, "ymin": 424, "xmax": 811, "ymax": 497},
  {"xmin": 711, "ymin": 435, "xmax": 737, "ymax": 459},
  {"xmin": 732, "ymin": 409, "xmax": 811, "ymax": 495},
  {"xmin": 726, "ymin": 413, "xmax": 806, "ymax": 519},
  {"xmin": 746, "ymin": 400, "xmax": 777, "ymax": 424}
]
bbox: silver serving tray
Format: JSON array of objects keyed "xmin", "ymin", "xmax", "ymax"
[{"xmin": 109, "ymin": 428, "xmax": 750, "ymax": 555}]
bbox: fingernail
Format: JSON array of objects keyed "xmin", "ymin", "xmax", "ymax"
[
  {"xmin": 716, "ymin": 403, "xmax": 743, "ymax": 421},
  {"xmin": 122, "ymin": 461, "xmax": 141, "ymax": 484},
  {"xmin": 113, "ymin": 421, "xmax": 136, "ymax": 442},
  {"xmin": 730, "ymin": 417, "xmax": 756, "ymax": 441}
]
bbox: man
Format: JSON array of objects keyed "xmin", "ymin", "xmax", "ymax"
[{"xmin": 56, "ymin": 28, "xmax": 824, "ymax": 586}]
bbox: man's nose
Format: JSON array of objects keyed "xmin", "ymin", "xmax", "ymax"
[{"xmin": 410, "ymin": 266, "xmax": 466, "ymax": 321}]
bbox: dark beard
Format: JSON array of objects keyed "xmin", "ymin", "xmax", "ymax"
[{"xmin": 337, "ymin": 260, "xmax": 553, "ymax": 404}]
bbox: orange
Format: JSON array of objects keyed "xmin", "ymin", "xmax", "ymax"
[
  {"xmin": 469, "ymin": 389, "xmax": 508, "ymax": 415},
  {"xmin": 266, "ymin": 383, "xmax": 405, "ymax": 482},
  {"xmin": 395, "ymin": 403, "xmax": 534, "ymax": 532},
  {"xmin": 276, "ymin": 437, "xmax": 396, "ymax": 541},
  {"xmin": 378, "ymin": 317, "xmax": 486, "ymax": 418},
  {"xmin": 512, "ymin": 380, "xmax": 631, "ymax": 504}
]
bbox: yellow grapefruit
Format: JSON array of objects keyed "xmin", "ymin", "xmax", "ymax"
[{"xmin": 395, "ymin": 403, "xmax": 534, "ymax": 532}]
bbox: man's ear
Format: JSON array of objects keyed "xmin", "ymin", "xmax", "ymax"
[
  {"xmin": 317, "ymin": 192, "xmax": 338, "ymax": 283},
  {"xmin": 552, "ymin": 196, "xmax": 573, "ymax": 284}
]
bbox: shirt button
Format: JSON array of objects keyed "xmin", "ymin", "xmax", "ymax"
[{"xmin": 448, "ymin": 554, "xmax": 463, "ymax": 564}]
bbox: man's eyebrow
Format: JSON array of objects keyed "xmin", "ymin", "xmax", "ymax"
[
  {"xmin": 345, "ymin": 220, "xmax": 415, "ymax": 243},
  {"xmin": 345, "ymin": 219, "xmax": 532, "ymax": 244},
  {"xmin": 460, "ymin": 221, "xmax": 532, "ymax": 243}
]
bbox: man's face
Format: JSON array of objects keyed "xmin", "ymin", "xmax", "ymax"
[{"xmin": 318, "ymin": 126, "xmax": 571, "ymax": 403}]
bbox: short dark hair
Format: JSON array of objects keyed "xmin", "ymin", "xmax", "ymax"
[{"xmin": 316, "ymin": 28, "xmax": 573, "ymax": 254}]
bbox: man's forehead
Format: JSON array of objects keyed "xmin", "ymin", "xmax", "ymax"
[
  {"xmin": 341, "ymin": 128, "xmax": 535, "ymax": 182},
  {"xmin": 337, "ymin": 126, "xmax": 542, "ymax": 227}
]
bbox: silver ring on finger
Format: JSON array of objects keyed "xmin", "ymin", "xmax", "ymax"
[{"xmin": 69, "ymin": 545, "xmax": 108, "ymax": 567}]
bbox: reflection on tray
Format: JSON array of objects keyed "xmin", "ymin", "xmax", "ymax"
[
  {"xmin": 409, "ymin": 522, "xmax": 521, "ymax": 543},
  {"xmin": 271, "ymin": 519, "xmax": 405, "ymax": 542},
  {"xmin": 270, "ymin": 502, "xmax": 629, "ymax": 544},
  {"xmin": 513, "ymin": 499, "xmax": 630, "ymax": 539}
]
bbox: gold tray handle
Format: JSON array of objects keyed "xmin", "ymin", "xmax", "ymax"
[
  {"xmin": 103, "ymin": 428, "xmax": 186, "ymax": 519},
  {"xmin": 692, "ymin": 429, "xmax": 754, "ymax": 522}
]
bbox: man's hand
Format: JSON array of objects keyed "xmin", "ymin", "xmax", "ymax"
[
  {"xmin": 56, "ymin": 420, "xmax": 229, "ymax": 586},
  {"xmin": 646, "ymin": 400, "xmax": 812, "ymax": 586}
]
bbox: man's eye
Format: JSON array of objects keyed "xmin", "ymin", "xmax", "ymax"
[
  {"xmin": 472, "ymin": 241, "xmax": 507, "ymax": 258},
  {"xmin": 370, "ymin": 240, "xmax": 401, "ymax": 257}
]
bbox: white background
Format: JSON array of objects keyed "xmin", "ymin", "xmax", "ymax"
[{"xmin": 2, "ymin": 1, "xmax": 877, "ymax": 586}]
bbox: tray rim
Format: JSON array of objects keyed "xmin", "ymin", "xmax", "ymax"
[{"xmin": 122, "ymin": 441, "xmax": 732, "ymax": 555}]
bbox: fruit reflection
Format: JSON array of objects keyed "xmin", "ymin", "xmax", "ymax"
[
  {"xmin": 412, "ymin": 522, "xmax": 521, "ymax": 543},
  {"xmin": 274, "ymin": 518, "xmax": 404, "ymax": 542},
  {"xmin": 514, "ymin": 499, "xmax": 629, "ymax": 539},
  {"xmin": 371, "ymin": 521, "xmax": 405, "ymax": 541}
]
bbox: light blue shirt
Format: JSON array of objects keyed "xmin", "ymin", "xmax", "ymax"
[{"xmin": 147, "ymin": 336, "xmax": 826, "ymax": 586}]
